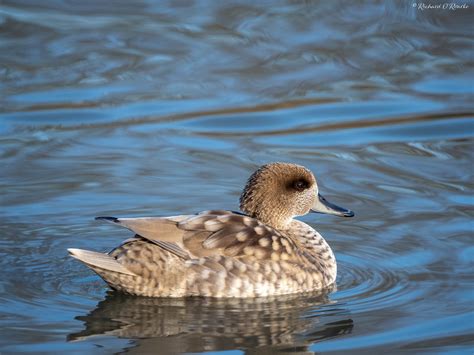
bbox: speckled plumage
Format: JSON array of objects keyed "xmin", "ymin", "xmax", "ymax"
[{"xmin": 69, "ymin": 162, "xmax": 353, "ymax": 297}]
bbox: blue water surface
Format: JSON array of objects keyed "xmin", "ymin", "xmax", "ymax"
[{"xmin": 0, "ymin": 1, "xmax": 473, "ymax": 354}]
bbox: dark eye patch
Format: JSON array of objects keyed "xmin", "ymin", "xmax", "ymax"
[{"xmin": 291, "ymin": 179, "xmax": 310, "ymax": 192}]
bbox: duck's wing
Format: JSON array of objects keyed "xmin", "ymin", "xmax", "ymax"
[
  {"xmin": 95, "ymin": 215, "xmax": 188, "ymax": 242},
  {"xmin": 179, "ymin": 210, "xmax": 300, "ymax": 260},
  {"xmin": 95, "ymin": 215, "xmax": 191, "ymax": 259},
  {"xmin": 96, "ymin": 210, "xmax": 300, "ymax": 261}
]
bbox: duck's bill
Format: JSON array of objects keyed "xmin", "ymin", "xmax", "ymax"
[{"xmin": 311, "ymin": 193, "xmax": 354, "ymax": 217}]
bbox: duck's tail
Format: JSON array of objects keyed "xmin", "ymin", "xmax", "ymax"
[{"xmin": 68, "ymin": 248, "xmax": 136, "ymax": 276}]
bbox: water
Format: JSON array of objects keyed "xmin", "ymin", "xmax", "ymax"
[{"xmin": 1, "ymin": 0, "xmax": 473, "ymax": 353}]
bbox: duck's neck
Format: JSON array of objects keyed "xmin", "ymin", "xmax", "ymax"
[
  {"xmin": 290, "ymin": 221, "xmax": 328, "ymax": 248},
  {"xmin": 249, "ymin": 210, "xmax": 293, "ymax": 231}
]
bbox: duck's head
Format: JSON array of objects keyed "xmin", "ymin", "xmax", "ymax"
[{"xmin": 239, "ymin": 162, "xmax": 354, "ymax": 229}]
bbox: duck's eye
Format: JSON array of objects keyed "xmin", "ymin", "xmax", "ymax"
[{"xmin": 292, "ymin": 179, "xmax": 309, "ymax": 192}]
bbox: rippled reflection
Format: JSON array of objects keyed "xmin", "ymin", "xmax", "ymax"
[{"xmin": 69, "ymin": 290, "xmax": 353, "ymax": 354}]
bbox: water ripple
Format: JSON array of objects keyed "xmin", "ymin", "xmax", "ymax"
[{"xmin": 335, "ymin": 253, "xmax": 411, "ymax": 312}]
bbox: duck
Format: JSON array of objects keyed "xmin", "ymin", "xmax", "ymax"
[{"xmin": 68, "ymin": 162, "xmax": 354, "ymax": 298}]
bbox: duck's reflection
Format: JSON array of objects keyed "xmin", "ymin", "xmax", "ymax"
[{"xmin": 69, "ymin": 288, "xmax": 353, "ymax": 354}]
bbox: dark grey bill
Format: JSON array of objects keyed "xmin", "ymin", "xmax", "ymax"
[{"xmin": 311, "ymin": 193, "xmax": 354, "ymax": 217}]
